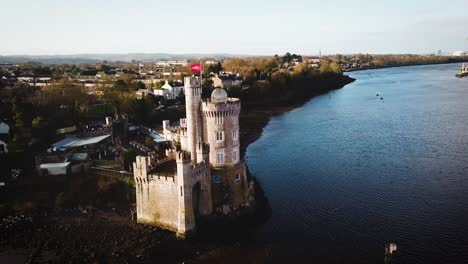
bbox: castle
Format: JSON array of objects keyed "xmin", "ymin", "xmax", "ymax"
[{"xmin": 133, "ymin": 76, "xmax": 250, "ymax": 237}]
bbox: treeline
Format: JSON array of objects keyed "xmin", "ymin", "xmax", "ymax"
[
  {"xmin": 370, "ymin": 55, "xmax": 468, "ymax": 68},
  {"xmin": 332, "ymin": 54, "xmax": 468, "ymax": 71},
  {"xmin": 218, "ymin": 55, "xmax": 352, "ymax": 107}
]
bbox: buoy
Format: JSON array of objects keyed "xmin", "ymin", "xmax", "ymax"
[{"xmin": 376, "ymin": 93, "xmax": 379, "ymax": 96}]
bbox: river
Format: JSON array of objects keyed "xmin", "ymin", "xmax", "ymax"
[{"xmin": 246, "ymin": 63, "xmax": 468, "ymax": 263}]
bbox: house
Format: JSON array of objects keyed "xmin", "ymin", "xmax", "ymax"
[
  {"xmin": 0, "ymin": 73, "xmax": 17, "ymax": 86},
  {"xmin": 0, "ymin": 122, "xmax": 10, "ymax": 154},
  {"xmin": 155, "ymin": 60, "xmax": 188, "ymax": 67},
  {"xmin": 212, "ymin": 73, "xmax": 243, "ymax": 89},
  {"xmin": 36, "ymin": 134, "xmax": 112, "ymax": 176},
  {"xmin": 39, "ymin": 153, "xmax": 92, "ymax": 175},
  {"xmin": 17, "ymin": 76, "xmax": 52, "ymax": 87},
  {"xmin": 153, "ymin": 80, "xmax": 184, "ymax": 100},
  {"xmin": 136, "ymin": 88, "xmax": 154, "ymax": 99}
]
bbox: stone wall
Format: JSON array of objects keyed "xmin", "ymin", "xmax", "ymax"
[
  {"xmin": 211, "ymin": 161, "xmax": 248, "ymax": 208},
  {"xmin": 135, "ymin": 175, "xmax": 179, "ymax": 231}
]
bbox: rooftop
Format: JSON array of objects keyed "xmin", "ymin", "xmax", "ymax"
[{"xmin": 52, "ymin": 134, "xmax": 111, "ymax": 149}]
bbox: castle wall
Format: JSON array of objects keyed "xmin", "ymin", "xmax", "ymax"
[
  {"xmin": 135, "ymin": 175, "xmax": 179, "ymax": 231},
  {"xmin": 134, "ymin": 156, "xmax": 180, "ymax": 231},
  {"xmin": 211, "ymin": 161, "xmax": 248, "ymax": 208},
  {"xmin": 133, "ymin": 151, "xmax": 212, "ymax": 237}
]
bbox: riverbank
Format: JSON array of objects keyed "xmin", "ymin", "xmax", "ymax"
[{"xmin": 344, "ymin": 59, "xmax": 468, "ymax": 73}]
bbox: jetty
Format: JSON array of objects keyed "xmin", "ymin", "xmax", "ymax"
[{"xmin": 456, "ymin": 63, "xmax": 468, "ymax": 78}]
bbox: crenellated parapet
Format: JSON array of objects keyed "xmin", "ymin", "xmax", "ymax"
[
  {"xmin": 201, "ymin": 98, "xmax": 241, "ymax": 117},
  {"xmin": 184, "ymin": 76, "xmax": 202, "ymax": 96},
  {"xmin": 176, "ymin": 150, "xmax": 191, "ymax": 164},
  {"xmin": 134, "ymin": 156, "xmax": 177, "ymax": 186},
  {"xmin": 192, "ymin": 162, "xmax": 208, "ymax": 187},
  {"xmin": 196, "ymin": 142, "xmax": 210, "ymax": 154},
  {"xmin": 166, "ymin": 148, "xmax": 177, "ymax": 159},
  {"xmin": 147, "ymin": 173, "xmax": 176, "ymax": 184},
  {"xmin": 134, "ymin": 156, "xmax": 150, "ymax": 180}
]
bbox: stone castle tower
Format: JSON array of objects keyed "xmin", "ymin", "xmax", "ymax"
[{"xmin": 133, "ymin": 76, "xmax": 249, "ymax": 237}]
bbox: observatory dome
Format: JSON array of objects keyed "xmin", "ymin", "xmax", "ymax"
[{"xmin": 211, "ymin": 88, "xmax": 228, "ymax": 103}]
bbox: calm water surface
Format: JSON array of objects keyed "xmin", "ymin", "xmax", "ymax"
[{"xmin": 246, "ymin": 63, "xmax": 468, "ymax": 263}]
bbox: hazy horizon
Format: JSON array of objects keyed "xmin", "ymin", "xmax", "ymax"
[{"xmin": 1, "ymin": 0, "xmax": 468, "ymax": 56}]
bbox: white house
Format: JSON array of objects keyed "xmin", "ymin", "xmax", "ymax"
[{"xmin": 153, "ymin": 80, "xmax": 184, "ymax": 100}]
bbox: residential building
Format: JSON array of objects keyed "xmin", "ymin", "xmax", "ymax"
[{"xmin": 212, "ymin": 73, "xmax": 243, "ymax": 89}]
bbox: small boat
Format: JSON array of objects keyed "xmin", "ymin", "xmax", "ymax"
[{"xmin": 456, "ymin": 63, "xmax": 468, "ymax": 78}]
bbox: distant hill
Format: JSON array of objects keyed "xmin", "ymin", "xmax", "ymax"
[{"xmin": 0, "ymin": 53, "xmax": 244, "ymax": 65}]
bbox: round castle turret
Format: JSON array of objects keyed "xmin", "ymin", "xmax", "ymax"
[
  {"xmin": 202, "ymin": 89, "xmax": 241, "ymax": 168},
  {"xmin": 184, "ymin": 76, "xmax": 202, "ymax": 164}
]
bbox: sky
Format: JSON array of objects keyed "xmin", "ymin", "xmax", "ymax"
[{"xmin": 1, "ymin": 0, "xmax": 467, "ymax": 56}]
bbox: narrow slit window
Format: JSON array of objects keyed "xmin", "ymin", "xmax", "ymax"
[
  {"xmin": 216, "ymin": 150, "xmax": 224, "ymax": 164},
  {"xmin": 232, "ymin": 130, "xmax": 238, "ymax": 141},
  {"xmin": 234, "ymin": 173, "xmax": 241, "ymax": 182}
]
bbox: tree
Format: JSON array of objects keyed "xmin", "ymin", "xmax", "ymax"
[
  {"xmin": 31, "ymin": 116, "xmax": 45, "ymax": 129},
  {"xmin": 329, "ymin": 62, "xmax": 342, "ymax": 74},
  {"xmin": 204, "ymin": 62, "xmax": 223, "ymax": 74},
  {"xmin": 10, "ymin": 97, "xmax": 29, "ymax": 150},
  {"xmin": 319, "ymin": 60, "xmax": 342, "ymax": 74},
  {"xmin": 114, "ymin": 79, "xmax": 127, "ymax": 91},
  {"xmin": 136, "ymin": 81, "xmax": 145, "ymax": 90},
  {"xmin": 154, "ymin": 80, "xmax": 165, "ymax": 89},
  {"xmin": 282, "ymin": 52, "xmax": 292, "ymax": 64},
  {"xmin": 202, "ymin": 78, "xmax": 214, "ymax": 89}
]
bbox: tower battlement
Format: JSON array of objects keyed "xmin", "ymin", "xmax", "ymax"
[
  {"xmin": 176, "ymin": 150, "xmax": 191, "ymax": 163},
  {"xmin": 197, "ymin": 142, "xmax": 210, "ymax": 153},
  {"xmin": 184, "ymin": 76, "xmax": 202, "ymax": 96},
  {"xmin": 201, "ymin": 98, "xmax": 241, "ymax": 116},
  {"xmin": 184, "ymin": 76, "xmax": 201, "ymax": 87}
]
